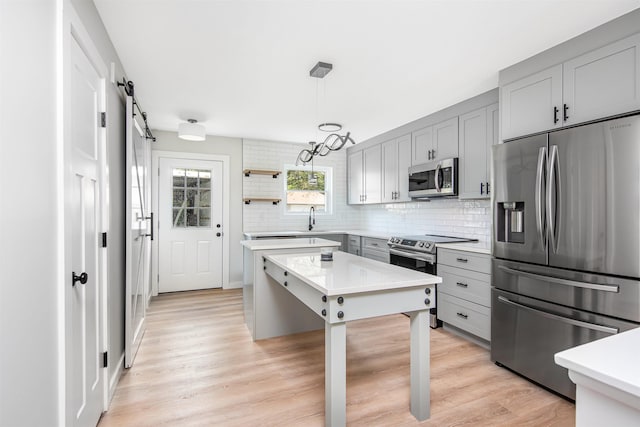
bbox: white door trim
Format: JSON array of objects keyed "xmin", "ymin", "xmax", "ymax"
[
  {"xmin": 61, "ymin": 3, "xmax": 110, "ymax": 425},
  {"xmin": 151, "ymin": 150, "xmax": 230, "ymax": 296}
]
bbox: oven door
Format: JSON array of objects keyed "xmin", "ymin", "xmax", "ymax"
[
  {"xmin": 389, "ymin": 248, "xmax": 436, "ymax": 274},
  {"xmin": 408, "ymin": 158, "xmax": 458, "ymax": 198}
]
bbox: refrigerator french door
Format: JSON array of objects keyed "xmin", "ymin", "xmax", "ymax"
[{"xmin": 491, "ymin": 114, "xmax": 640, "ymax": 400}]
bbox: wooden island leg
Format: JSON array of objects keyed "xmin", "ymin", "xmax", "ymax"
[
  {"xmin": 325, "ymin": 321, "xmax": 346, "ymax": 427},
  {"xmin": 410, "ymin": 310, "xmax": 430, "ymax": 421}
]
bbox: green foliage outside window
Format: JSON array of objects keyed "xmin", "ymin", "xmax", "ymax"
[{"xmin": 287, "ymin": 170, "xmax": 325, "ymax": 190}]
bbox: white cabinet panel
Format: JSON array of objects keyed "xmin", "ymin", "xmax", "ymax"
[
  {"xmin": 347, "ymin": 151, "xmax": 363, "ymax": 204},
  {"xmin": 411, "ymin": 125, "xmax": 432, "ymax": 165},
  {"xmin": 382, "ymin": 134, "xmax": 411, "ymax": 203},
  {"xmin": 501, "ymin": 64, "xmax": 563, "ymax": 140},
  {"xmin": 363, "ymin": 145, "xmax": 382, "ymax": 204},
  {"xmin": 432, "ymin": 116, "xmax": 459, "ymax": 160},
  {"xmin": 458, "ymin": 107, "xmax": 487, "ymax": 199},
  {"xmin": 563, "ymin": 33, "xmax": 640, "ymax": 126}
]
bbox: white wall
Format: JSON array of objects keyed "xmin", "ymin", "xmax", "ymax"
[
  {"xmin": 152, "ymin": 131, "xmax": 244, "ymax": 286},
  {"xmin": 242, "ymin": 139, "xmax": 362, "ymax": 232},
  {"xmin": 359, "ymin": 199, "xmax": 492, "ymax": 242},
  {"xmin": 0, "ymin": 1, "xmax": 60, "ymax": 425}
]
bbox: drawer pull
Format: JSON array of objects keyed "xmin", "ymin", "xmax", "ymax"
[
  {"xmin": 456, "ymin": 312, "xmax": 468, "ymax": 319},
  {"xmin": 456, "ymin": 257, "xmax": 468, "ymax": 263},
  {"xmin": 456, "ymin": 282, "xmax": 468, "ymax": 288}
]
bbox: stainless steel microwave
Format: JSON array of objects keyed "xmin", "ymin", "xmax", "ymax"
[{"xmin": 408, "ymin": 157, "xmax": 458, "ymax": 198}]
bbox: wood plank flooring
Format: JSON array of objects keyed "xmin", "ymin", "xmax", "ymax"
[{"xmin": 98, "ymin": 289, "xmax": 575, "ymax": 426}]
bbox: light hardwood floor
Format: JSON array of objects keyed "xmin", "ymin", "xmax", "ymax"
[{"xmin": 98, "ymin": 289, "xmax": 575, "ymax": 427}]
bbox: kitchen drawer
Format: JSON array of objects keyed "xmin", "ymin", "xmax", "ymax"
[
  {"xmin": 362, "ymin": 248, "xmax": 390, "ymax": 263},
  {"xmin": 438, "ymin": 248, "xmax": 491, "ymax": 274},
  {"xmin": 438, "ymin": 264, "xmax": 491, "ymax": 307},
  {"xmin": 438, "ymin": 293, "xmax": 490, "ymax": 341},
  {"xmin": 348, "ymin": 235, "xmax": 361, "ymax": 246},
  {"xmin": 362, "ymin": 237, "xmax": 389, "ymax": 253}
]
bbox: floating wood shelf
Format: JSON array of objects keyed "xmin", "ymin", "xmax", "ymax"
[
  {"xmin": 243, "ymin": 198, "xmax": 281, "ymax": 205},
  {"xmin": 243, "ymin": 169, "xmax": 281, "ymax": 178}
]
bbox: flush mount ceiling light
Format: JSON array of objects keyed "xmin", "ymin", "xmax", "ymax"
[
  {"xmin": 178, "ymin": 119, "xmax": 206, "ymax": 141},
  {"xmin": 296, "ymin": 62, "xmax": 355, "ymax": 166}
]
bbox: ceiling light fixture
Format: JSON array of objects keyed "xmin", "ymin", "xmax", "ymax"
[
  {"xmin": 178, "ymin": 119, "xmax": 206, "ymax": 141},
  {"xmin": 296, "ymin": 62, "xmax": 355, "ymax": 166}
]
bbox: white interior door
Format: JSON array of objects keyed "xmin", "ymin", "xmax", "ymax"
[
  {"xmin": 158, "ymin": 158, "xmax": 224, "ymax": 292},
  {"xmin": 68, "ymin": 36, "xmax": 104, "ymax": 427},
  {"xmin": 125, "ymin": 95, "xmax": 151, "ymax": 368}
]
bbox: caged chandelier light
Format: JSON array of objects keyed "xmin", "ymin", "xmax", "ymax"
[{"xmin": 295, "ymin": 62, "xmax": 356, "ymax": 166}]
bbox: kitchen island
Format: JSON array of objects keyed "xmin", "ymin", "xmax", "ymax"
[
  {"xmin": 241, "ymin": 238, "xmax": 342, "ymax": 340},
  {"xmin": 261, "ymin": 250, "xmax": 441, "ymax": 426}
]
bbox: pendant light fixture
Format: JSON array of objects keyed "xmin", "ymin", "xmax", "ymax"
[
  {"xmin": 178, "ymin": 119, "xmax": 206, "ymax": 141},
  {"xmin": 296, "ymin": 62, "xmax": 355, "ymax": 166}
]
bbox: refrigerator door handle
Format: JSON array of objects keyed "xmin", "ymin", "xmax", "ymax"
[
  {"xmin": 535, "ymin": 146, "xmax": 547, "ymax": 250},
  {"xmin": 497, "ymin": 296, "xmax": 619, "ymax": 334},
  {"xmin": 547, "ymin": 145, "xmax": 560, "ymax": 253},
  {"xmin": 497, "ymin": 265, "xmax": 620, "ymax": 293}
]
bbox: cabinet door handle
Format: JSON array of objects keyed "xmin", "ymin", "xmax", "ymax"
[
  {"xmin": 486, "ymin": 182, "xmax": 490, "ymax": 194},
  {"xmin": 553, "ymin": 106, "xmax": 559, "ymax": 124},
  {"xmin": 456, "ymin": 257, "xmax": 468, "ymax": 263},
  {"xmin": 456, "ymin": 282, "xmax": 468, "ymax": 288},
  {"xmin": 427, "ymin": 150, "xmax": 431, "ymax": 160},
  {"xmin": 432, "ymin": 149, "xmax": 436, "ymax": 159},
  {"xmin": 480, "ymin": 182, "xmax": 484, "ymax": 194},
  {"xmin": 563, "ymin": 103, "xmax": 569, "ymax": 121},
  {"xmin": 456, "ymin": 312, "xmax": 468, "ymax": 319}
]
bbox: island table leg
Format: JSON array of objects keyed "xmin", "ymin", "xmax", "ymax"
[
  {"xmin": 410, "ymin": 310, "xmax": 430, "ymax": 421},
  {"xmin": 325, "ymin": 321, "xmax": 346, "ymax": 427}
]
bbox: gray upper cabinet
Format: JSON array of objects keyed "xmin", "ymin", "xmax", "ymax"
[
  {"xmin": 459, "ymin": 103, "xmax": 498, "ymax": 200},
  {"xmin": 501, "ymin": 64, "xmax": 563, "ymax": 141},
  {"xmin": 501, "ymin": 32, "xmax": 640, "ymax": 141},
  {"xmin": 432, "ymin": 116, "xmax": 459, "ymax": 160},
  {"xmin": 563, "ymin": 33, "xmax": 640, "ymax": 127},
  {"xmin": 348, "ymin": 146, "xmax": 382, "ymax": 204},
  {"xmin": 411, "ymin": 117, "xmax": 459, "ymax": 165},
  {"xmin": 382, "ymin": 134, "xmax": 411, "ymax": 203}
]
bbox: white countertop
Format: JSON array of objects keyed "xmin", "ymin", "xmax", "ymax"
[
  {"xmin": 436, "ymin": 241, "xmax": 492, "ymax": 255},
  {"xmin": 266, "ymin": 251, "xmax": 441, "ymax": 296},
  {"xmin": 555, "ymin": 327, "xmax": 640, "ymax": 398},
  {"xmin": 243, "ymin": 229, "xmax": 391, "ymax": 240},
  {"xmin": 241, "ymin": 238, "xmax": 341, "ymax": 251}
]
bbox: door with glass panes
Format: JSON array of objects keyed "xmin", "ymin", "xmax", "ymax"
[{"xmin": 158, "ymin": 158, "xmax": 223, "ymax": 292}]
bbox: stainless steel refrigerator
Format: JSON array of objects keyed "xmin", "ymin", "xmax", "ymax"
[{"xmin": 491, "ymin": 114, "xmax": 640, "ymax": 400}]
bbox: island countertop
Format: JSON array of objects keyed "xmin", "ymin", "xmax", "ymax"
[{"xmin": 265, "ymin": 250, "xmax": 441, "ymax": 296}]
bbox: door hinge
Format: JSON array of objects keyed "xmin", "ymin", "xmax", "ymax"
[
  {"xmin": 101, "ymin": 232, "xmax": 107, "ymax": 248},
  {"xmin": 102, "ymin": 352, "xmax": 108, "ymax": 368},
  {"xmin": 100, "ymin": 112, "xmax": 106, "ymax": 128}
]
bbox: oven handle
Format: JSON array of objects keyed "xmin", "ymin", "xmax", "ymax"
[
  {"xmin": 497, "ymin": 265, "xmax": 619, "ymax": 293},
  {"xmin": 497, "ymin": 296, "xmax": 618, "ymax": 334},
  {"xmin": 389, "ymin": 248, "xmax": 436, "ymax": 263}
]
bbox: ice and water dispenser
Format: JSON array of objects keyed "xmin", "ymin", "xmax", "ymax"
[{"xmin": 497, "ymin": 202, "xmax": 525, "ymax": 244}]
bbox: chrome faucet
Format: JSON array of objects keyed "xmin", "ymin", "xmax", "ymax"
[{"xmin": 308, "ymin": 206, "xmax": 315, "ymax": 231}]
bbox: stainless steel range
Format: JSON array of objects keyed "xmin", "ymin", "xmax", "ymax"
[{"xmin": 388, "ymin": 234, "xmax": 477, "ymax": 327}]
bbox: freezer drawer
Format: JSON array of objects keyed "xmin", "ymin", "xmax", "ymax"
[
  {"xmin": 493, "ymin": 258, "xmax": 640, "ymax": 322},
  {"xmin": 491, "ymin": 288, "xmax": 639, "ymax": 400}
]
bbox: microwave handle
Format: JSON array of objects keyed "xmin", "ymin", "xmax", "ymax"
[{"xmin": 435, "ymin": 163, "xmax": 442, "ymax": 193}]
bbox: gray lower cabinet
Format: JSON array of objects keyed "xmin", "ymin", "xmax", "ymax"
[
  {"xmin": 437, "ymin": 248, "xmax": 491, "ymax": 342},
  {"xmin": 361, "ymin": 237, "xmax": 389, "ymax": 263},
  {"xmin": 347, "ymin": 235, "xmax": 361, "ymax": 256}
]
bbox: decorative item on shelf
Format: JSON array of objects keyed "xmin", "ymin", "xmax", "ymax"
[
  {"xmin": 243, "ymin": 198, "xmax": 281, "ymax": 205},
  {"xmin": 295, "ymin": 61, "xmax": 356, "ymax": 166},
  {"xmin": 243, "ymin": 169, "xmax": 281, "ymax": 178},
  {"xmin": 178, "ymin": 119, "xmax": 206, "ymax": 141}
]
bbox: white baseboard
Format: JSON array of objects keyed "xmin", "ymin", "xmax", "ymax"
[
  {"xmin": 107, "ymin": 353, "xmax": 125, "ymax": 407},
  {"xmin": 225, "ymin": 280, "xmax": 243, "ymax": 289}
]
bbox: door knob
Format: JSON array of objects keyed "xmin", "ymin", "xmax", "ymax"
[{"xmin": 72, "ymin": 271, "xmax": 88, "ymax": 286}]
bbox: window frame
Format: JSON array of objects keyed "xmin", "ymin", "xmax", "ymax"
[{"xmin": 283, "ymin": 164, "xmax": 333, "ymax": 215}]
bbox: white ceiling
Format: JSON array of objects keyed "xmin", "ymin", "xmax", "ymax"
[{"xmin": 94, "ymin": 0, "xmax": 640, "ymax": 145}]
